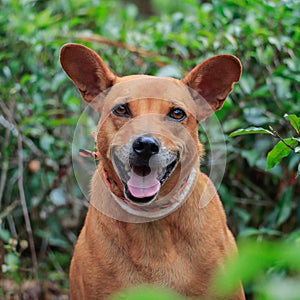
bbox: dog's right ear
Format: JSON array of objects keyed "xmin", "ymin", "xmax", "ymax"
[
  {"xmin": 60, "ymin": 44, "xmax": 117, "ymax": 103},
  {"xmin": 181, "ymin": 55, "xmax": 242, "ymax": 119}
]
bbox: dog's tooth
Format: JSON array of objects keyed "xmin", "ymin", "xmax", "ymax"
[
  {"xmin": 158, "ymin": 167, "xmax": 163, "ymax": 174},
  {"xmin": 125, "ymin": 164, "xmax": 130, "ymax": 172}
]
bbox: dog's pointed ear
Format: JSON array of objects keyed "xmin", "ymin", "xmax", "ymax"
[
  {"xmin": 60, "ymin": 43, "xmax": 117, "ymax": 103},
  {"xmin": 182, "ymin": 55, "xmax": 242, "ymax": 113}
]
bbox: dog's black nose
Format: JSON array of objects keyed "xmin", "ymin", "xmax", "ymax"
[{"xmin": 132, "ymin": 136, "xmax": 159, "ymax": 159}]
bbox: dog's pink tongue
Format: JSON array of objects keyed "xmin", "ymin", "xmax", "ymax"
[{"xmin": 127, "ymin": 169, "xmax": 160, "ymax": 198}]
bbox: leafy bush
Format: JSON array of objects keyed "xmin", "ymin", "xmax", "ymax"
[
  {"xmin": 0, "ymin": 0, "xmax": 299, "ymax": 298},
  {"xmin": 230, "ymin": 114, "xmax": 300, "ymax": 173}
]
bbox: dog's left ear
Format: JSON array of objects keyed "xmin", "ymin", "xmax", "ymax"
[{"xmin": 181, "ymin": 55, "xmax": 242, "ymax": 114}]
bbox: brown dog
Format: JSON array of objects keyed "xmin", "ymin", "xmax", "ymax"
[{"xmin": 60, "ymin": 44, "xmax": 244, "ymax": 299}]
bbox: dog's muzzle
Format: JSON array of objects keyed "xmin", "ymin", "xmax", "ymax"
[{"xmin": 112, "ymin": 135, "xmax": 179, "ymax": 205}]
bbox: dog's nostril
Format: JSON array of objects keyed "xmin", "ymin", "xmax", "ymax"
[{"xmin": 132, "ymin": 136, "xmax": 159, "ymax": 158}]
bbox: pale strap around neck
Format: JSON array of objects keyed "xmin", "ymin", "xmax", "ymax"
[{"xmin": 108, "ymin": 167, "xmax": 198, "ymax": 219}]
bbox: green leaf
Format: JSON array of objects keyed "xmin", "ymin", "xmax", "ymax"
[
  {"xmin": 0, "ymin": 228, "xmax": 10, "ymax": 243},
  {"xmin": 241, "ymin": 150, "xmax": 259, "ymax": 167},
  {"xmin": 229, "ymin": 127, "xmax": 274, "ymax": 138},
  {"xmin": 3, "ymin": 253, "xmax": 20, "ymax": 272},
  {"xmin": 243, "ymin": 108, "xmax": 271, "ymax": 126},
  {"xmin": 239, "ymin": 228, "xmax": 281, "ymax": 238},
  {"xmin": 155, "ymin": 65, "xmax": 182, "ymax": 78},
  {"xmin": 266, "ymin": 138, "xmax": 298, "ymax": 170},
  {"xmin": 293, "ymin": 137, "xmax": 300, "ymax": 143},
  {"xmin": 276, "ymin": 187, "xmax": 293, "ymax": 226},
  {"xmin": 239, "ymin": 74, "xmax": 256, "ymax": 95},
  {"xmin": 40, "ymin": 134, "xmax": 55, "ymax": 151},
  {"xmin": 284, "ymin": 114, "xmax": 300, "ymax": 134}
]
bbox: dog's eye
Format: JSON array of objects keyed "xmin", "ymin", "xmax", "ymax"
[
  {"xmin": 167, "ymin": 108, "xmax": 186, "ymax": 122},
  {"xmin": 112, "ymin": 104, "xmax": 131, "ymax": 117}
]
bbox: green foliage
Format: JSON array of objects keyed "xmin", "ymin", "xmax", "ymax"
[
  {"xmin": 213, "ymin": 237, "xmax": 300, "ymax": 300},
  {"xmin": 0, "ymin": 0, "xmax": 299, "ymax": 298},
  {"xmin": 112, "ymin": 285, "xmax": 185, "ymax": 300},
  {"xmin": 2, "ymin": 251, "xmax": 21, "ymax": 283},
  {"xmin": 230, "ymin": 114, "xmax": 300, "ymax": 172}
]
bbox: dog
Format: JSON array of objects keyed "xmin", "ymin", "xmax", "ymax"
[{"xmin": 60, "ymin": 43, "xmax": 244, "ymax": 299}]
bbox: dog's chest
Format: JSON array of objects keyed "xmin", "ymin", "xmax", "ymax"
[{"xmin": 121, "ymin": 223, "xmax": 198, "ymax": 288}]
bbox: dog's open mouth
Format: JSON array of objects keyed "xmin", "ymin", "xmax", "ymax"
[{"xmin": 112, "ymin": 155, "xmax": 179, "ymax": 205}]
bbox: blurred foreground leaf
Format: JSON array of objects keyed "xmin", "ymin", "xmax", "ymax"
[
  {"xmin": 213, "ymin": 239, "xmax": 300, "ymax": 299},
  {"xmin": 111, "ymin": 285, "xmax": 185, "ymax": 300}
]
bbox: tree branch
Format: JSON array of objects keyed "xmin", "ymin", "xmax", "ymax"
[
  {"xmin": 0, "ymin": 127, "xmax": 10, "ymax": 207},
  {"xmin": 269, "ymin": 126, "xmax": 296, "ymax": 151},
  {"xmin": 75, "ymin": 33, "xmax": 167, "ymax": 67}
]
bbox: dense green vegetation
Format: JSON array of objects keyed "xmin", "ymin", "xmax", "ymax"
[{"xmin": 0, "ymin": 0, "xmax": 299, "ymax": 298}]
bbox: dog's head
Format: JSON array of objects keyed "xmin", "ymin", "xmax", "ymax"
[{"xmin": 60, "ymin": 44, "xmax": 241, "ymax": 216}]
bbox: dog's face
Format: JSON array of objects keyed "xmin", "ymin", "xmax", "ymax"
[
  {"xmin": 60, "ymin": 44, "xmax": 241, "ymax": 214},
  {"xmin": 96, "ymin": 77, "xmax": 201, "ymax": 206}
]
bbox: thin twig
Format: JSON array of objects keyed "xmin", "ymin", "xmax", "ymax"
[
  {"xmin": 76, "ymin": 33, "xmax": 159, "ymax": 57},
  {"xmin": 22, "ymin": 136, "xmax": 45, "ymax": 158},
  {"xmin": 0, "ymin": 200, "xmax": 19, "ymax": 220},
  {"xmin": 75, "ymin": 34, "xmax": 168, "ymax": 67},
  {"xmin": 269, "ymin": 126, "xmax": 296, "ymax": 151},
  {"xmin": 17, "ymin": 133, "xmax": 38, "ymax": 277},
  {"xmin": 0, "ymin": 100, "xmax": 38, "ymax": 278},
  {"xmin": 0, "ymin": 127, "xmax": 10, "ymax": 207},
  {"xmin": 0, "ymin": 108, "xmax": 45, "ymax": 158}
]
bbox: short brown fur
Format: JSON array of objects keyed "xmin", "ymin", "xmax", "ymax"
[{"xmin": 60, "ymin": 44, "xmax": 245, "ymax": 299}]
